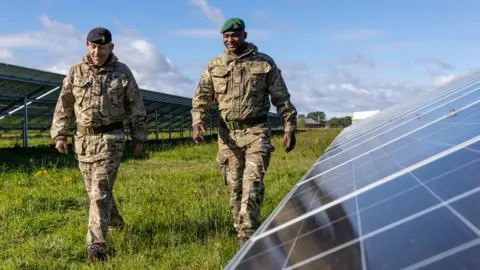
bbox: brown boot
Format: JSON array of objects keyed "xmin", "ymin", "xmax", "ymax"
[{"xmin": 87, "ymin": 243, "xmax": 107, "ymax": 262}]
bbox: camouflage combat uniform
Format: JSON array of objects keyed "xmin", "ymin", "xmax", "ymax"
[
  {"xmin": 191, "ymin": 42, "xmax": 297, "ymax": 241},
  {"xmin": 50, "ymin": 52, "xmax": 148, "ymax": 256}
]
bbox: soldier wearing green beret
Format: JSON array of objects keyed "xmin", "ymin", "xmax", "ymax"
[
  {"xmin": 51, "ymin": 27, "xmax": 148, "ymax": 261},
  {"xmin": 191, "ymin": 18, "xmax": 297, "ymax": 247}
]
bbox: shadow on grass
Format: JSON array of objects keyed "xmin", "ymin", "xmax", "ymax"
[
  {"xmin": 0, "ymin": 144, "xmax": 79, "ymax": 173},
  {"xmin": 0, "ymin": 129, "xmax": 305, "ymax": 173},
  {"xmin": 127, "ymin": 134, "xmax": 219, "ymax": 160},
  {"xmin": 113, "ymin": 129, "xmax": 295, "ymax": 160},
  {"xmin": 0, "ymin": 134, "xmax": 219, "ymax": 173}
]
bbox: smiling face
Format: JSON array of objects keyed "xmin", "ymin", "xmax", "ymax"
[
  {"xmin": 222, "ymin": 30, "xmax": 247, "ymax": 54},
  {"xmin": 86, "ymin": 41, "xmax": 114, "ymax": 66}
]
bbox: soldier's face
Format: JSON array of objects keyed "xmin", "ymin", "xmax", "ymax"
[
  {"xmin": 223, "ymin": 30, "xmax": 247, "ymax": 53},
  {"xmin": 86, "ymin": 41, "xmax": 114, "ymax": 66}
]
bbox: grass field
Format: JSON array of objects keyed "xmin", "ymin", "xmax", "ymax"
[{"xmin": 0, "ymin": 129, "xmax": 341, "ymax": 269}]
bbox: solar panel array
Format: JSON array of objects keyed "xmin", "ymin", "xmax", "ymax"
[
  {"xmin": 0, "ymin": 61, "xmax": 283, "ymax": 135},
  {"xmin": 225, "ymin": 68, "xmax": 480, "ymax": 269}
]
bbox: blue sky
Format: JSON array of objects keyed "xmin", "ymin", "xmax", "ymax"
[{"xmin": 0, "ymin": 0, "xmax": 479, "ymax": 117}]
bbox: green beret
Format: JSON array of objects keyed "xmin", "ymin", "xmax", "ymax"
[{"xmin": 220, "ymin": 18, "xmax": 245, "ymax": 33}]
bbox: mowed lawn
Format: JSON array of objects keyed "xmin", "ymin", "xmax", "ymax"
[{"xmin": 0, "ymin": 129, "xmax": 340, "ymax": 269}]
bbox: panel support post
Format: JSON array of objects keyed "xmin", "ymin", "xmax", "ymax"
[
  {"xmin": 169, "ymin": 110, "xmax": 172, "ymax": 140},
  {"xmin": 181, "ymin": 112, "xmax": 184, "ymax": 139},
  {"xmin": 155, "ymin": 108, "xmax": 159, "ymax": 143},
  {"xmin": 23, "ymin": 95, "xmax": 28, "ymax": 148}
]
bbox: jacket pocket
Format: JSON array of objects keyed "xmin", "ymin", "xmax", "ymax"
[
  {"xmin": 72, "ymin": 77, "xmax": 92, "ymax": 107},
  {"xmin": 106, "ymin": 74, "xmax": 127, "ymax": 118},
  {"xmin": 216, "ymin": 151, "xmax": 229, "ymax": 185},
  {"xmin": 73, "ymin": 133, "xmax": 86, "ymax": 156},
  {"xmin": 210, "ymin": 67, "xmax": 230, "ymax": 94},
  {"xmin": 249, "ymin": 64, "xmax": 271, "ymax": 92}
]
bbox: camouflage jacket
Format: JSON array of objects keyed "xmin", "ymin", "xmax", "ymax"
[
  {"xmin": 50, "ymin": 53, "xmax": 148, "ymax": 143},
  {"xmin": 191, "ymin": 42, "xmax": 297, "ymax": 131}
]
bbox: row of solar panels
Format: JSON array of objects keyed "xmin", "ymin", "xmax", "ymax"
[
  {"xmin": 226, "ymin": 68, "xmax": 480, "ymax": 269},
  {"xmin": 0, "ymin": 61, "xmax": 282, "ymax": 132}
]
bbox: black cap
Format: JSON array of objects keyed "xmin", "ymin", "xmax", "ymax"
[{"xmin": 86, "ymin": 27, "xmax": 112, "ymax": 45}]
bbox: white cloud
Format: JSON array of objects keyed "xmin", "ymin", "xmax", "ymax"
[
  {"xmin": 0, "ymin": 15, "xmax": 195, "ymax": 97},
  {"xmin": 434, "ymin": 74, "xmax": 455, "ymax": 86},
  {"xmin": 170, "ymin": 0, "xmax": 224, "ymax": 38},
  {"xmin": 188, "ymin": 0, "xmax": 225, "ymax": 27},
  {"xmin": 278, "ymin": 55, "xmax": 429, "ymax": 117},
  {"xmin": 415, "ymin": 57, "xmax": 457, "ymax": 88},
  {"xmin": 416, "ymin": 57, "xmax": 454, "ymax": 71},
  {"xmin": 0, "ymin": 48, "xmax": 14, "ymax": 61},
  {"xmin": 172, "ymin": 0, "xmax": 272, "ymax": 40},
  {"xmin": 336, "ymin": 53, "xmax": 376, "ymax": 69},
  {"xmin": 0, "ymin": 16, "xmax": 83, "ymax": 58}
]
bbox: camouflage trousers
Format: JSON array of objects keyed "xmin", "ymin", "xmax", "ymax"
[
  {"xmin": 78, "ymin": 157, "xmax": 123, "ymax": 251},
  {"xmin": 216, "ymin": 124, "xmax": 275, "ymax": 238},
  {"xmin": 74, "ymin": 131, "xmax": 126, "ymax": 252}
]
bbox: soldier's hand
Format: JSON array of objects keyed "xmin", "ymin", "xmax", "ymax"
[
  {"xmin": 193, "ymin": 123, "xmax": 205, "ymax": 143},
  {"xmin": 55, "ymin": 139, "xmax": 68, "ymax": 154},
  {"xmin": 284, "ymin": 131, "xmax": 296, "ymax": 153},
  {"xmin": 132, "ymin": 142, "xmax": 143, "ymax": 157}
]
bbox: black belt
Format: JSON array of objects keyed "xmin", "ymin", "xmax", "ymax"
[
  {"xmin": 219, "ymin": 115, "xmax": 268, "ymax": 130},
  {"xmin": 77, "ymin": 122, "xmax": 123, "ymax": 135}
]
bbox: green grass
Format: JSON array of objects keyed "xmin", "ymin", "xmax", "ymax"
[{"xmin": 0, "ymin": 129, "xmax": 340, "ymax": 269}]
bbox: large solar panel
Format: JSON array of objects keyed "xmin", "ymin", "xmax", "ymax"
[{"xmin": 225, "ymin": 69, "xmax": 480, "ymax": 269}]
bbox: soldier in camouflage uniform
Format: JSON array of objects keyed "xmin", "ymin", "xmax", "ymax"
[
  {"xmin": 50, "ymin": 27, "xmax": 148, "ymax": 261},
  {"xmin": 191, "ymin": 18, "xmax": 297, "ymax": 247}
]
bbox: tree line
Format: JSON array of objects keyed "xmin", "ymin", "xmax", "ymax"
[{"xmin": 298, "ymin": 111, "xmax": 352, "ymax": 128}]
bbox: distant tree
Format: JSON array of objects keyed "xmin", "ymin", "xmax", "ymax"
[
  {"xmin": 307, "ymin": 111, "xmax": 326, "ymax": 125},
  {"xmin": 326, "ymin": 117, "xmax": 339, "ymax": 128},
  {"xmin": 342, "ymin": 116, "xmax": 352, "ymax": 126},
  {"xmin": 327, "ymin": 116, "xmax": 352, "ymax": 128},
  {"xmin": 298, "ymin": 114, "xmax": 306, "ymax": 118}
]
